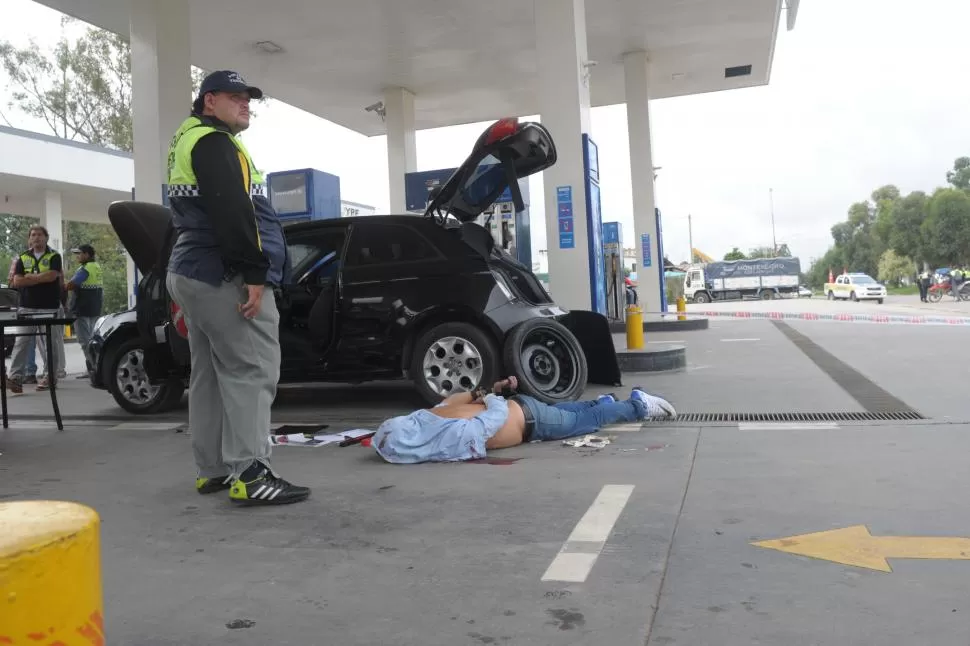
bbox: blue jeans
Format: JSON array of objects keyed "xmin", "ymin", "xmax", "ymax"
[{"xmin": 514, "ymin": 395, "xmax": 647, "ymax": 442}]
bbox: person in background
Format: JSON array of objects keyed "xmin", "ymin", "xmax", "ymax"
[
  {"xmin": 165, "ymin": 70, "xmax": 307, "ymax": 506},
  {"xmin": 7, "ymin": 257, "xmax": 38, "ymax": 383},
  {"xmin": 64, "ymin": 244, "xmax": 103, "ymax": 375},
  {"xmin": 951, "ymin": 267, "xmax": 964, "ymax": 300},
  {"xmin": 8, "ymin": 226, "xmax": 66, "ymax": 393},
  {"xmin": 918, "ymin": 269, "xmax": 931, "ymax": 303}
]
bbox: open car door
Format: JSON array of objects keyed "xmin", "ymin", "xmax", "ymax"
[{"xmin": 106, "ymin": 201, "xmax": 188, "ymax": 378}]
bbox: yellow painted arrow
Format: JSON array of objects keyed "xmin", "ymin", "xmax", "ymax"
[{"xmin": 752, "ymin": 525, "xmax": 970, "ymax": 572}]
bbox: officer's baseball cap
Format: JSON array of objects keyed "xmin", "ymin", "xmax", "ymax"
[
  {"xmin": 193, "ymin": 70, "xmax": 263, "ymax": 111},
  {"xmin": 71, "ymin": 244, "xmax": 95, "ymax": 256}
]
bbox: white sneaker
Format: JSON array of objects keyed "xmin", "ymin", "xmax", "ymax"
[{"xmin": 630, "ymin": 387, "xmax": 677, "ymax": 418}]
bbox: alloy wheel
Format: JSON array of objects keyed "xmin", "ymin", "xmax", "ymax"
[
  {"xmin": 422, "ymin": 336, "xmax": 484, "ymax": 396},
  {"xmin": 116, "ymin": 348, "xmax": 160, "ymax": 406}
]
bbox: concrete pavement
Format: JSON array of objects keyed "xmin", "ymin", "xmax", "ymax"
[{"xmin": 3, "ymin": 301, "xmax": 970, "ymax": 645}]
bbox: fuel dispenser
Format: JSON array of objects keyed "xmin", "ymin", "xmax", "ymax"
[
  {"xmin": 405, "ymin": 167, "xmax": 532, "ymax": 269},
  {"xmin": 266, "ymin": 168, "xmax": 342, "ymax": 224},
  {"xmin": 602, "ymin": 221, "xmax": 626, "ymax": 321}
]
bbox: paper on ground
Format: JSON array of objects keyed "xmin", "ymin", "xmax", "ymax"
[{"xmin": 272, "ymin": 428, "xmax": 374, "ymax": 448}]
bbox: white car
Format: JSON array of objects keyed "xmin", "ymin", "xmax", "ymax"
[{"xmin": 798, "ymin": 285, "xmax": 812, "ymax": 298}]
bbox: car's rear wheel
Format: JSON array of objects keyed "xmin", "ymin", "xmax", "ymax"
[
  {"xmin": 410, "ymin": 322, "xmax": 500, "ymax": 405},
  {"xmin": 503, "ymin": 318, "xmax": 587, "ymax": 404},
  {"xmin": 104, "ymin": 336, "xmax": 184, "ymax": 414}
]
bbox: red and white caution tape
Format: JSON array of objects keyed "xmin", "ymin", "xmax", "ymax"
[{"xmin": 644, "ymin": 310, "xmax": 970, "ymax": 326}]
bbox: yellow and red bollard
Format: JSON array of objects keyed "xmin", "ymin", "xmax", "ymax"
[
  {"xmin": 676, "ymin": 295, "xmax": 687, "ymax": 321},
  {"xmin": 626, "ymin": 304, "xmax": 644, "ymax": 349},
  {"xmin": 0, "ymin": 501, "xmax": 105, "ymax": 645}
]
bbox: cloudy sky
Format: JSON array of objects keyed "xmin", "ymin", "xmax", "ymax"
[{"xmin": 2, "ymin": 0, "xmax": 968, "ymax": 267}]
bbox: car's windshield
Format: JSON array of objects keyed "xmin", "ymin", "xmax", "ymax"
[{"xmin": 852, "ymin": 275, "xmax": 876, "ymax": 284}]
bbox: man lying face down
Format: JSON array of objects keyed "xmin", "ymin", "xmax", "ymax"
[{"xmin": 371, "ymin": 376, "xmax": 676, "ymax": 464}]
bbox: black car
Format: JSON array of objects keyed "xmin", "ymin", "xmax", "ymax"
[{"xmin": 88, "ymin": 118, "xmax": 621, "ymax": 414}]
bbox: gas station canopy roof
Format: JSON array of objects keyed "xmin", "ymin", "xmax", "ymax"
[{"xmin": 35, "ymin": 0, "xmax": 788, "ymax": 136}]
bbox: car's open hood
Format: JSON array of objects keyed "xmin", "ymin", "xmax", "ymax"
[{"xmin": 423, "ymin": 118, "xmax": 557, "ymax": 223}]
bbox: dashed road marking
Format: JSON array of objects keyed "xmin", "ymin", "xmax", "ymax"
[
  {"xmin": 541, "ymin": 484, "xmax": 635, "ymax": 583},
  {"xmin": 738, "ymin": 422, "xmax": 840, "ymax": 431},
  {"xmin": 721, "ymin": 337, "xmax": 761, "ymax": 342}
]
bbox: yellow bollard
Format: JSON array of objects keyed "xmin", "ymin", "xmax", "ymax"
[
  {"xmin": 626, "ymin": 304, "xmax": 644, "ymax": 349},
  {"xmin": 0, "ymin": 501, "xmax": 104, "ymax": 645},
  {"xmin": 676, "ymin": 296, "xmax": 687, "ymax": 321}
]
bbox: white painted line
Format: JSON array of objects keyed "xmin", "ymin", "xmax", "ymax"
[
  {"xmin": 738, "ymin": 422, "xmax": 839, "ymax": 431},
  {"xmin": 541, "ymin": 553, "xmax": 599, "ymax": 583},
  {"xmin": 720, "ymin": 338, "xmax": 761, "ymax": 342},
  {"xmin": 541, "ymin": 484, "xmax": 635, "ymax": 583},
  {"xmin": 110, "ymin": 422, "xmax": 184, "ymax": 431}
]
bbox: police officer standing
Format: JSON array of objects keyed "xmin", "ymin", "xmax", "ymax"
[
  {"xmin": 918, "ymin": 269, "xmax": 931, "ymax": 303},
  {"xmin": 164, "ymin": 70, "xmax": 309, "ymax": 506},
  {"xmin": 8, "ymin": 225, "xmax": 66, "ymax": 393},
  {"xmin": 64, "ymin": 244, "xmax": 103, "ymax": 374}
]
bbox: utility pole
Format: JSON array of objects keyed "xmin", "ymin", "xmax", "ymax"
[
  {"xmin": 688, "ymin": 213, "xmax": 694, "ymax": 263},
  {"xmin": 769, "ymin": 188, "xmax": 777, "ymax": 256}
]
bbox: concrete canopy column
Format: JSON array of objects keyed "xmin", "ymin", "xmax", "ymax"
[
  {"xmin": 623, "ymin": 50, "xmax": 662, "ymax": 311},
  {"xmin": 129, "ymin": 0, "xmax": 191, "ymax": 306},
  {"xmin": 384, "ymin": 87, "xmax": 417, "ymax": 213},
  {"xmin": 41, "ymin": 189, "xmax": 63, "ymax": 254},
  {"xmin": 535, "ymin": 0, "xmax": 593, "ymax": 312}
]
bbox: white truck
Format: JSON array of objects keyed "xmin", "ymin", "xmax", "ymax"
[{"xmin": 684, "ymin": 257, "xmax": 801, "ymax": 303}]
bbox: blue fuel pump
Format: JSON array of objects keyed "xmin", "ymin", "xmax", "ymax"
[{"xmin": 405, "ymin": 167, "xmax": 533, "ymax": 270}]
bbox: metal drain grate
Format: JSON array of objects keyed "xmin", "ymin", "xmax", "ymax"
[{"xmin": 644, "ymin": 410, "xmax": 926, "ymax": 423}]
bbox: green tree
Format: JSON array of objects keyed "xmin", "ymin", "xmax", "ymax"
[
  {"xmin": 921, "ymin": 188, "xmax": 970, "ymax": 266},
  {"xmin": 947, "ymin": 157, "xmax": 970, "ymax": 191},
  {"xmin": 888, "ymin": 191, "xmax": 928, "ymax": 263},
  {"xmin": 0, "ymin": 18, "xmax": 212, "ymax": 150},
  {"xmin": 723, "ymin": 247, "xmax": 746, "ymax": 261},
  {"xmin": 871, "ymin": 184, "xmax": 901, "ymax": 247},
  {"xmin": 877, "ymin": 249, "xmax": 914, "ymax": 286}
]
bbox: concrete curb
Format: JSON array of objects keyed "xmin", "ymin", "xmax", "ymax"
[{"xmin": 616, "ymin": 343, "xmax": 687, "ymax": 373}]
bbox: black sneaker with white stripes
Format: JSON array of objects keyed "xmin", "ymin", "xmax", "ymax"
[{"xmin": 229, "ymin": 461, "xmax": 310, "ymax": 506}]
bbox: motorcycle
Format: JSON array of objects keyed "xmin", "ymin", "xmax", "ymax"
[{"xmin": 926, "ymin": 280, "xmax": 970, "ymax": 302}]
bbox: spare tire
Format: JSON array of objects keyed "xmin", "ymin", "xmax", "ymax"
[{"xmin": 502, "ymin": 318, "xmax": 587, "ymax": 404}]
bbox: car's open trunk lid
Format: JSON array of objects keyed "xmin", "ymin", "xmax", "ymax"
[
  {"xmin": 423, "ymin": 118, "xmax": 556, "ymax": 224},
  {"xmin": 107, "ymin": 201, "xmax": 176, "ymax": 276}
]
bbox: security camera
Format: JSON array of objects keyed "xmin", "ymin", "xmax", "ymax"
[{"xmin": 364, "ymin": 101, "xmax": 385, "ymax": 113}]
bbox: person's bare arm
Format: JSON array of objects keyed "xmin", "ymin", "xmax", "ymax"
[{"xmin": 438, "ymin": 377, "xmax": 519, "ymax": 408}]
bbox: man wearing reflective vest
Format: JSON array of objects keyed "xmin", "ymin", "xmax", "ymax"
[
  {"xmin": 8, "ymin": 225, "xmax": 66, "ymax": 394},
  {"xmin": 165, "ymin": 70, "xmax": 309, "ymax": 506},
  {"xmin": 64, "ymin": 244, "xmax": 103, "ymax": 374}
]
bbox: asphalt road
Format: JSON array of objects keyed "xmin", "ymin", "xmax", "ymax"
[{"xmin": 3, "ymin": 296, "xmax": 970, "ymax": 645}]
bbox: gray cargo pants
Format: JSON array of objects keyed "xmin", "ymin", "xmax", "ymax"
[{"xmin": 166, "ymin": 272, "xmax": 281, "ymax": 480}]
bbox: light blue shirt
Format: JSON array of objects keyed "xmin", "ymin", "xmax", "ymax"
[{"xmin": 372, "ymin": 394, "xmax": 510, "ymax": 464}]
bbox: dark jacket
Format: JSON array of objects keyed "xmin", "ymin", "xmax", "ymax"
[{"xmin": 167, "ymin": 115, "xmax": 289, "ymax": 287}]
